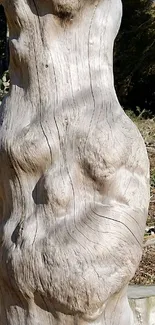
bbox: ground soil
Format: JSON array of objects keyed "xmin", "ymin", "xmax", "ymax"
[{"xmin": 129, "ymin": 117, "xmax": 155, "ymax": 285}]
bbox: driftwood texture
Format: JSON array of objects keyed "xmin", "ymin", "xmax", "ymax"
[{"xmin": 0, "ymin": 0, "xmax": 150, "ymax": 324}]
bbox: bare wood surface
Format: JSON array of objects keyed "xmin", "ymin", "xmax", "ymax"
[{"xmin": 0, "ymin": 0, "xmax": 150, "ymax": 324}]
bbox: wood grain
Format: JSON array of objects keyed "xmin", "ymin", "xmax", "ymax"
[{"xmin": 0, "ymin": 0, "xmax": 150, "ymax": 324}]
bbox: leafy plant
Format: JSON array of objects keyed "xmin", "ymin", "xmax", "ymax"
[{"xmin": 0, "ymin": 70, "xmax": 10, "ymax": 104}]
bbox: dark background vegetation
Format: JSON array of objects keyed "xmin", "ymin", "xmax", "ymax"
[
  {"xmin": 114, "ymin": 0, "xmax": 155, "ymax": 117},
  {"xmin": 0, "ymin": 0, "xmax": 155, "ymax": 116}
]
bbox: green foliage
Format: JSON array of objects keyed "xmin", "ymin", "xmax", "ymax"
[
  {"xmin": 114, "ymin": 0, "xmax": 155, "ymax": 115},
  {"xmin": 0, "ymin": 70, "xmax": 10, "ymax": 104}
]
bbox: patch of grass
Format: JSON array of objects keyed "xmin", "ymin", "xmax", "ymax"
[
  {"xmin": 151, "ymin": 168, "xmax": 155, "ymax": 188},
  {"xmin": 126, "ymin": 109, "xmax": 155, "ymax": 146},
  {"xmin": 126, "ymin": 109, "xmax": 155, "ymax": 232}
]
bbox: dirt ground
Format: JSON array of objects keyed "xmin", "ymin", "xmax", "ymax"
[{"xmin": 129, "ymin": 117, "xmax": 155, "ymax": 285}]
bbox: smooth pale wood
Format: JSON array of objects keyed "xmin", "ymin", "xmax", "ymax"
[{"xmin": 0, "ymin": 0, "xmax": 150, "ymax": 324}]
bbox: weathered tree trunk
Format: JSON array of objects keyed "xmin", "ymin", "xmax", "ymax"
[{"xmin": 0, "ymin": 0, "xmax": 150, "ymax": 324}]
